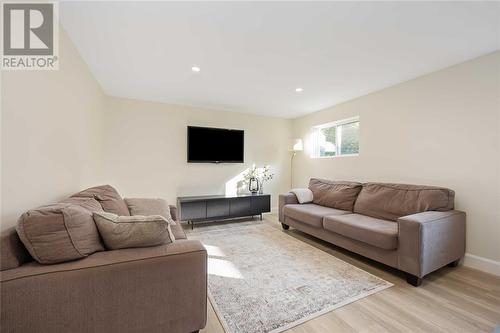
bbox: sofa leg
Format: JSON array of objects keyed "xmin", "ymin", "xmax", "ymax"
[
  {"xmin": 191, "ymin": 331, "xmax": 199, "ymax": 333},
  {"xmin": 406, "ymin": 273, "xmax": 422, "ymax": 287},
  {"xmin": 281, "ymin": 223, "xmax": 290, "ymax": 230},
  {"xmin": 447, "ymin": 259, "xmax": 460, "ymax": 267}
]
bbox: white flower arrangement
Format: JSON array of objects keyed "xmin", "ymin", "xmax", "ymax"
[{"xmin": 243, "ymin": 164, "xmax": 274, "ymax": 187}]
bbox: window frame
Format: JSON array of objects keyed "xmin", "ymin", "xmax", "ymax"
[{"xmin": 310, "ymin": 116, "xmax": 360, "ymax": 159}]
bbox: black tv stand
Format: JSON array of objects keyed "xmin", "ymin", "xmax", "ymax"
[{"xmin": 177, "ymin": 193, "xmax": 271, "ymax": 229}]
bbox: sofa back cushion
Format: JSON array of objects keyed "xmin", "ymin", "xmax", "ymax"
[
  {"xmin": 71, "ymin": 185, "xmax": 130, "ymax": 216},
  {"xmin": 124, "ymin": 198, "xmax": 174, "ymax": 224},
  {"xmin": 0, "ymin": 227, "xmax": 32, "ymax": 271},
  {"xmin": 60, "ymin": 196, "xmax": 104, "ymax": 211},
  {"xmin": 308, "ymin": 178, "xmax": 362, "ymax": 211},
  {"xmin": 353, "ymin": 183, "xmax": 455, "ymax": 221},
  {"xmin": 16, "ymin": 199, "xmax": 105, "ymax": 264}
]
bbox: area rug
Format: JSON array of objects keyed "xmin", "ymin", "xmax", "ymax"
[{"xmin": 189, "ymin": 223, "xmax": 392, "ymax": 333}]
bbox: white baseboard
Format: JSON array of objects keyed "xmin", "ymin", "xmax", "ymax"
[{"xmin": 463, "ymin": 253, "xmax": 500, "ymax": 276}]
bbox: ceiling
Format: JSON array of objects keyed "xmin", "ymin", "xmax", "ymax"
[{"xmin": 60, "ymin": 1, "xmax": 500, "ymax": 119}]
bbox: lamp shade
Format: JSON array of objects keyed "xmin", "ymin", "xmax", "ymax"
[{"xmin": 289, "ymin": 139, "xmax": 303, "ymax": 151}]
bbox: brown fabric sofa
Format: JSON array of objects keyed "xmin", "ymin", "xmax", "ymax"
[
  {"xmin": 279, "ymin": 179, "xmax": 466, "ymax": 286},
  {"xmin": 1, "ymin": 190, "xmax": 207, "ymax": 333}
]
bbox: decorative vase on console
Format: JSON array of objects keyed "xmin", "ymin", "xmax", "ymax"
[{"xmin": 258, "ymin": 165, "xmax": 274, "ymax": 195}]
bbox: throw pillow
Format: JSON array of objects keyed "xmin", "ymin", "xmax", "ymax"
[
  {"xmin": 289, "ymin": 188, "xmax": 314, "ymax": 204},
  {"xmin": 16, "ymin": 200, "xmax": 104, "ymax": 264},
  {"xmin": 93, "ymin": 212, "xmax": 175, "ymax": 250}
]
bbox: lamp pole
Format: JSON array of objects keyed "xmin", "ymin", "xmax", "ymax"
[{"xmin": 289, "ymin": 139, "xmax": 303, "ymax": 189}]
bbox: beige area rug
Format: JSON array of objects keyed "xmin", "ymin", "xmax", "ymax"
[{"xmin": 189, "ymin": 222, "xmax": 392, "ymax": 333}]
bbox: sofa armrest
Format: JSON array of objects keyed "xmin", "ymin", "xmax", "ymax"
[
  {"xmin": 279, "ymin": 193, "xmax": 299, "ymax": 222},
  {"xmin": 1, "ymin": 240, "xmax": 207, "ymax": 332},
  {"xmin": 169, "ymin": 205, "xmax": 177, "ymax": 221},
  {"xmin": 398, "ymin": 210, "xmax": 466, "ymax": 277}
]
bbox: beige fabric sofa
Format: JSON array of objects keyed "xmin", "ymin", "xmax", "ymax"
[
  {"xmin": 0, "ymin": 189, "xmax": 207, "ymax": 333},
  {"xmin": 279, "ymin": 179, "xmax": 466, "ymax": 286}
]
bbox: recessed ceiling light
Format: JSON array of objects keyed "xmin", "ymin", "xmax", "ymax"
[
  {"xmin": 295, "ymin": 88, "xmax": 303, "ymax": 92},
  {"xmin": 191, "ymin": 66, "xmax": 201, "ymax": 72}
]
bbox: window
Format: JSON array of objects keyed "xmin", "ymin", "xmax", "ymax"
[{"xmin": 311, "ymin": 117, "xmax": 359, "ymax": 158}]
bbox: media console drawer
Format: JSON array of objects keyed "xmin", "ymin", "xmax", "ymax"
[
  {"xmin": 251, "ymin": 196, "xmax": 271, "ymax": 215},
  {"xmin": 180, "ymin": 201, "xmax": 206, "ymax": 220},
  {"xmin": 177, "ymin": 194, "xmax": 271, "ymax": 229},
  {"xmin": 229, "ymin": 197, "xmax": 251, "ymax": 216},
  {"xmin": 207, "ymin": 199, "xmax": 230, "ymax": 218}
]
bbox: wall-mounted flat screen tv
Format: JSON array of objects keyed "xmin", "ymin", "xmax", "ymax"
[{"xmin": 187, "ymin": 126, "xmax": 244, "ymax": 163}]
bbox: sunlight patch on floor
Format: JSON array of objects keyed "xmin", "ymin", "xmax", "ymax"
[
  {"xmin": 204, "ymin": 244, "xmax": 226, "ymax": 257},
  {"xmin": 208, "ymin": 258, "xmax": 244, "ymax": 279}
]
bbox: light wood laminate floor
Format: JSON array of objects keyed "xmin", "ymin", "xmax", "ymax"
[{"xmin": 185, "ymin": 214, "xmax": 500, "ymax": 333}]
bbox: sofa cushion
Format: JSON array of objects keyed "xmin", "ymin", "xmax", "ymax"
[
  {"xmin": 72, "ymin": 185, "xmax": 130, "ymax": 216},
  {"xmin": 309, "ymin": 178, "xmax": 362, "ymax": 211},
  {"xmin": 354, "ymin": 183, "xmax": 455, "ymax": 221},
  {"xmin": 323, "ymin": 214, "xmax": 398, "ymax": 250},
  {"xmin": 125, "ymin": 198, "xmax": 175, "ymax": 224},
  {"xmin": 93, "ymin": 212, "xmax": 175, "ymax": 250},
  {"xmin": 283, "ymin": 203, "xmax": 350, "ymax": 228},
  {"xmin": 0, "ymin": 227, "xmax": 32, "ymax": 271},
  {"xmin": 60, "ymin": 196, "xmax": 104, "ymax": 211},
  {"xmin": 16, "ymin": 200, "xmax": 105, "ymax": 264}
]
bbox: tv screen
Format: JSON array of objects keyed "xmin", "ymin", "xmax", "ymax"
[{"xmin": 187, "ymin": 126, "xmax": 244, "ymax": 163}]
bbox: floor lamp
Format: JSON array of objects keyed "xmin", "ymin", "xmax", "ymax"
[{"xmin": 290, "ymin": 139, "xmax": 303, "ymax": 189}]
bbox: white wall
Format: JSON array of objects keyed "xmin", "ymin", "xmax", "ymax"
[
  {"xmin": 103, "ymin": 97, "xmax": 292, "ymax": 210},
  {"xmin": 1, "ymin": 29, "xmax": 106, "ymax": 229},
  {"xmin": 0, "ymin": 27, "xmax": 292, "ymax": 230},
  {"xmin": 292, "ymin": 51, "xmax": 500, "ymax": 263}
]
